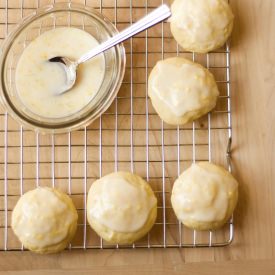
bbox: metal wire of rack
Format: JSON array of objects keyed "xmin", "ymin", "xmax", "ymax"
[{"xmin": 0, "ymin": 0, "xmax": 234, "ymax": 250}]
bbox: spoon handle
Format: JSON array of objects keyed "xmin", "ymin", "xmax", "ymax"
[{"xmin": 77, "ymin": 4, "xmax": 171, "ymax": 64}]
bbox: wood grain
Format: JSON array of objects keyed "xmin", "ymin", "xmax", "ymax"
[{"xmin": 0, "ymin": 0, "xmax": 274, "ymax": 273}]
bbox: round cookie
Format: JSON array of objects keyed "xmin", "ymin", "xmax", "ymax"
[
  {"xmin": 171, "ymin": 162, "xmax": 238, "ymax": 230},
  {"xmin": 87, "ymin": 171, "xmax": 157, "ymax": 244},
  {"xmin": 170, "ymin": 0, "xmax": 234, "ymax": 53},
  {"xmin": 148, "ymin": 57, "xmax": 219, "ymax": 125},
  {"xmin": 11, "ymin": 187, "xmax": 78, "ymax": 254}
]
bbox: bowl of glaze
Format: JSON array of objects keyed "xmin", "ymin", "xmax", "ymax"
[{"xmin": 0, "ymin": 3, "xmax": 125, "ymax": 133}]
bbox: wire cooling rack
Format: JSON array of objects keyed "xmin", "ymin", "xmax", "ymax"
[{"xmin": 0, "ymin": 0, "xmax": 233, "ymax": 250}]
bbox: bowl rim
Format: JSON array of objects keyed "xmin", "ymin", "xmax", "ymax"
[{"xmin": 0, "ymin": 2, "xmax": 126, "ymax": 134}]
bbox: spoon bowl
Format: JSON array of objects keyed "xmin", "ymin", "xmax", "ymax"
[{"xmin": 49, "ymin": 56, "xmax": 77, "ymax": 94}]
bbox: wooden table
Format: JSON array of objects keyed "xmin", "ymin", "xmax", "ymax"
[{"xmin": 0, "ymin": 0, "xmax": 274, "ymax": 274}]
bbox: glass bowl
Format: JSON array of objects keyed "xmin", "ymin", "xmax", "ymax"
[{"xmin": 0, "ymin": 3, "xmax": 126, "ymax": 134}]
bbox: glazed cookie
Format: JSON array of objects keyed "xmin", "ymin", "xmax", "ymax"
[
  {"xmin": 11, "ymin": 187, "xmax": 78, "ymax": 254},
  {"xmin": 87, "ymin": 172, "xmax": 157, "ymax": 244},
  {"xmin": 148, "ymin": 57, "xmax": 219, "ymax": 125},
  {"xmin": 171, "ymin": 162, "xmax": 238, "ymax": 230},
  {"xmin": 170, "ymin": 0, "xmax": 234, "ymax": 53}
]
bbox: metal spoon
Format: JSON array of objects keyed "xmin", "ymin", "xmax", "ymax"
[{"xmin": 49, "ymin": 4, "xmax": 171, "ymax": 95}]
